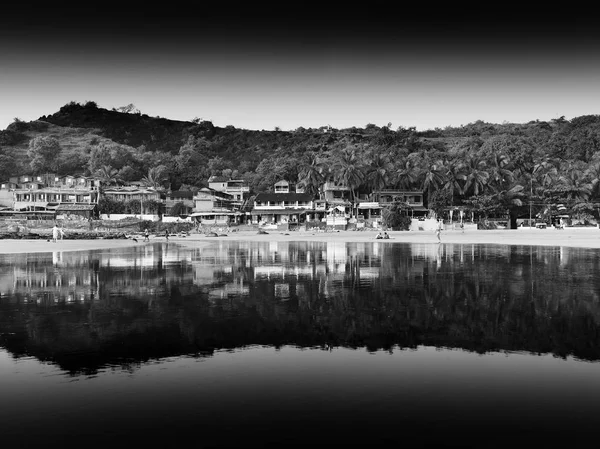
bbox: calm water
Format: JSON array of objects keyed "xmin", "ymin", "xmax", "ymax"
[{"xmin": 1, "ymin": 240, "xmax": 600, "ymax": 448}]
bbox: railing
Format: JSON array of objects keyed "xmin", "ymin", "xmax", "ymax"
[{"xmin": 226, "ymin": 186, "xmax": 250, "ymax": 192}]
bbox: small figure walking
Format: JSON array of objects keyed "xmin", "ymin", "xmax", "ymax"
[
  {"xmin": 164, "ymin": 229, "xmax": 169, "ymax": 241},
  {"xmin": 143, "ymin": 228, "xmax": 150, "ymax": 242},
  {"xmin": 436, "ymin": 219, "xmax": 442, "ymax": 243},
  {"xmin": 52, "ymin": 224, "xmax": 65, "ymax": 243}
]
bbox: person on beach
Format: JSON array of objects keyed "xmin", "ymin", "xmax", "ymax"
[
  {"xmin": 376, "ymin": 232, "xmax": 383, "ymax": 239},
  {"xmin": 164, "ymin": 229, "xmax": 169, "ymax": 241},
  {"xmin": 143, "ymin": 228, "xmax": 150, "ymax": 242},
  {"xmin": 52, "ymin": 224, "xmax": 65, "ymax": 243},
  {"xmin": 436, "ymin": 219, "xmax": 442, "ymax": 243},
  {"xmin": 383, "ymin": 232, "xmax": 390, "ymax": 239}
]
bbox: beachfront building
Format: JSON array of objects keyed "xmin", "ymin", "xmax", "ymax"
[
  {"xmin": 190, "ymin": 187, "xmax": 242, "ymax": 227},
  {"xmin": 2, "ymin": 174, "xmax": 101, "ymax": 219},
  {"xmin": 207, "ymin": 176, "xmax": 250, "ymax": 207},
  {"xmin": 321, "ymin": 181, "xmax": 353, "ymax": 228},
  {"xmin": 250, "ymin": 190, "xmax": 314, "ymax": 229},
  {"xmin": 164, "ymin": 190, "xmax": 195, "ymax": 216},
  {"xmin": 102, "ymin": 186, "xmax": 163, "ymax": 216},
  {"xmin": 373, "ymin": 189, "xmax": 427, "ymax": 215}
]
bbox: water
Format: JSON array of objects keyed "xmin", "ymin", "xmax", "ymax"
[{"xmin": 1, "ymin": 241, "xmax": 600, "ymax": 448}]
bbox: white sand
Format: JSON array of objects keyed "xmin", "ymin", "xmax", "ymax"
[{"xmin": 1, "ymin": 227, "xmax": 600, "ymax": 254}]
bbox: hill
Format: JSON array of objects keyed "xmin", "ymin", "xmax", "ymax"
[{"xmin": 2, "ymin": 101, "xmax": 600, "ymax": 226}]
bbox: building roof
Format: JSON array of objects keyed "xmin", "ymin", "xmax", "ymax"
[
  {"xmin": 255, "ymin": 192, "xmax": 314, "ymax": 202},
  {"xmin": 208, "ymin": 176, "xmax": 229, "ymax": 183}
]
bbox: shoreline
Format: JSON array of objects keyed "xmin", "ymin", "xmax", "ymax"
[{"xmin": 2, "ymin": 227, "xmax": 600, "ymax": 254}]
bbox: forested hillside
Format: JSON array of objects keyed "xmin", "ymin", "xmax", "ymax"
[{"xmin": 2, "ymin": 101, "xmax": 600, "ymax": 224}]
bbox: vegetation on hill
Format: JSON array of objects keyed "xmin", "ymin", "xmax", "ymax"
[{"xmin": 2, "ymin": 101, "xmax": 600, "ymax": 226}]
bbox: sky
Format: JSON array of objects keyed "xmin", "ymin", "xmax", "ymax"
[{"xmin": 1, "ymin": 5, "xmax": 600, "ymax": 132}]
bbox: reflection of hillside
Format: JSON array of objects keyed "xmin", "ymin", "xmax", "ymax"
[{"xmin": 1, "ymin": 241, "xmax": 600, "ymax": 376}]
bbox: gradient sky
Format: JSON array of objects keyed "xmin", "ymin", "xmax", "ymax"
[{"xmin": 1, "ymin": 5, "xmax": 600, "ymax": 132}]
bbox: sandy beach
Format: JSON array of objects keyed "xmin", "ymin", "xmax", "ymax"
[{"xmin": 2, "ymin": 227, "xmax": 600, "ymax": 254}]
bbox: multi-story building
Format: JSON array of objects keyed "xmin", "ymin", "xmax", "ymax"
[
  {"xmin": 0, "ymin": 174, "xmax": 101, "ymax": 218},
  {"xmin": 191, "ymin": 187, "xmax": 242, "ymax": 227},
  {"xmin": 207, "ymin": 176, "xmax": 250, "ymax": 207},
  {"xmin": 164, "ymin": 190, "xmax": 195, "ymax": 216},
  {"xmin": 102, "ymin": 186, "xmax": 162, "ymax": 215},
  {"xmin": 373, "ymin": 189, "xmax": 427, "ymax": 215},
  {"xmin": 251, "ymin": 189, "xmax": 314, "ymax": 227}
]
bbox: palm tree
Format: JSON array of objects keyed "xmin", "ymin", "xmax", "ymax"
[
  {"xmin": 392, "ymin": 156, "xmax": 419, "ymax": 190},
  {"xmin": 486, "ymin": 153, "xmax": 513, "ymax": 192},
  {"xmin": 332, "ymin": 147, "xmax": 365, "ymax": 214},
  {"xmin": 365, "ymin": 151, "xmax": 392, "ymax": 195},
  {"xmin": 461, "ymin": 155, "xmax": 490, "ymax": 197},
  {"xmin": 94, "ymin": 165, "xmax": 122, "ymax": 190},
  {"xmin": 418, "ymin": 158, "xmax": 445, "ymax": 205},
  {"xmin": 141, "ymin": 165, "xmax": 169, "ymax": 191},
  {"xmin": 297, "ymin": 152, "xmax": 326, "ymax": 198},
  {"xmin": 440, "ymin": 159, "xmax": 466, "ymax": 203},
  {"xmin": 493, "ymin": 182, "xmax": 525, "ymax": 228},
  {"xmin": 584, "ymin": 160, "xmax": 600, "ymax": 200},
  {"xmin": 556, "ymin": 161, "xmax": 592, "ymax": 203}
]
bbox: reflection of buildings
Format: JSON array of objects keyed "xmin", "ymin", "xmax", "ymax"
[
  {"xmin": 0, "ymin": 253, "xmax": 100, "ymax": 304},
  {"xmin": 4, "ymin": 239, "xmax": 600, "ymax": 378}
]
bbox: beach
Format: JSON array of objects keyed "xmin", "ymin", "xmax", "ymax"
[{"xmin": 2, "ymin": 227, "xmax": 600, "ymax": 254}]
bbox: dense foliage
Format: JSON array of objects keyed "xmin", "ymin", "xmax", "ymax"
[{"xmin": 2, "ymin": 102, "xmax": 600, "ymax": 224}]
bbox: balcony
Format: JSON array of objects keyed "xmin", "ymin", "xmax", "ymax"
[{"xmin": 226, "ymin": 186, "xmax": 250, "ymax": 192}]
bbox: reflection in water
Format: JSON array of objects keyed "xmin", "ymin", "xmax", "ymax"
[
  {"xmin": 1, "ymin": 241, "xmax": 600, "ymax": 375},
  {"xmin": 1, "ymin": 241, "xmax": 600, "ymax": 447}
]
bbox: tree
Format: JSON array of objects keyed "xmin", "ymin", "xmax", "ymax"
[
  {"xmin": 297, "ymin": 152, "xmax": 326, "ymax": 197},
  {"xmin": 116, "ymin": 103, "xmax": 140, "ymax": 114},
  {"xmin": 97, "ymin": 196, "xmax": 125, "ymax": 215},
  {"xmin": 332, "ymin": 147, "xmax": 365, "ymax": 212},
  {"xmin": 87, "ymin": 142, "xmax": 136, "ymax": 174},
  {"xmin": 492, "ymin": 183, "xmax": 525, "ymax": 228},
  {"xmin": 141, "ymin": 165, "xmax": 169, "ymax": 191},
  {"xmin": 392, "ymin": 156, "xmax": 419, "ymax": 190},
  {"xmin": 365, "ymin": 151, "xmax": 392, "ymax": 194},
  {"xmin": 418, "ymin": 158, "xmax": 445, "ymax": 204},
  {"xmin": 381, "ymin": 200, "xmax": 412, "ymax": 230},
  {"xmin": 461, "ymin": 155, "xmax": 489, "ymax": 197},
  {"xmin": 0, "ymin": 153, "xmax": 19, "ymax": 181},
  {"xmin": 440, "ymin": 159, "xmax": 465, "ymax": 204},
  {"xmin": 428, "ymin": 189, "xmax": 452, "ymax": 218},
  {"xmin": 94, "ymin": 165, "xmax": 122, "ymax": 188},
  {"xmin": 27, "ymin": 136, "xmax": 61, "ymax": 173}
]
